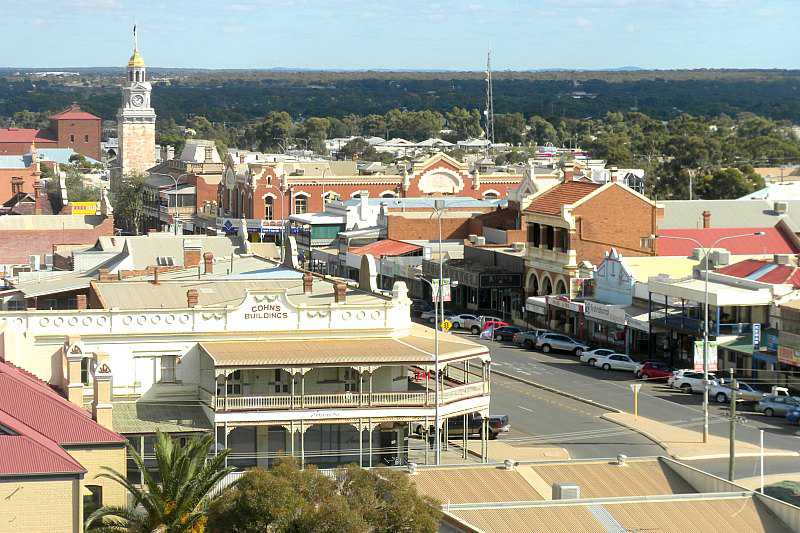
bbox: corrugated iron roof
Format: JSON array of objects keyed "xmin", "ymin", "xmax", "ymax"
[
  {"xmin": 524, "ymin": 181, "xmax": 601, "ymax": 216},
  {"xmin": 351, "ymin": 239, "xmax": 422, "ymax": 258},
  {"xmin": 412, "ymin": 467, "xmax": 544, "ymax": 504},
  {"xmin": 718, "ymin": 259, "xmax": 800, "ymax": 288},
  {"xmin": 0, "ymin": 434, "xmax": 84, "ymax": 476},
  {"xmin": 657, "ymin": 227, "xmax": 797, "ymax": 256}
]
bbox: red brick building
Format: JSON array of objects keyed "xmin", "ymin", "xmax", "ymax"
[
  {"xmin": 0, "ymin": 104, "xmax": 102, "ymax": 161},
  {"xmin": 523, "ymin": 178, "xmax": 663, "ymax": 297},
  {"xmin": 217, "ymin": 153, "xmax": 523, "ymax": 224},
  {"xmin": 0, "ymin": 154, "xmax": 40, "ymax": 204}
]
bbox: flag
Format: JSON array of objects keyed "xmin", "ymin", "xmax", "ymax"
[{"xmin": 480, "ymin": 323, "xmax": 494, "ymax": 340}]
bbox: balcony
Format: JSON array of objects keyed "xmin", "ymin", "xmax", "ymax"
[{"xmin": 212, "ymin": 381, "xmax": 488, "ymax": 412}]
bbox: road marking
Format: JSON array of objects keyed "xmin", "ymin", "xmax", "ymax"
[
  {"xmin": 516, "ymin": 370, "xmax": 531, "ymax": 376},
  {"xmin": 517, "ymin": 405, "xmax": 534, "ymax": 413}
]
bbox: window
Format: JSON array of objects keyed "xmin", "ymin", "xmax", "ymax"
[
  {"xmin": 343, "ymin": 368, "xmax": 358, "ymax": 392},
  {"xmin": 294, "ymin": 194, "xmax": 308, "ymax": 214},
  {"xmin": 483, "ymin": 191, "xmax": 499, "ymax": 200},
  {"xmin": 84, "ymin": 485, "xmax": 103, "ymax": 519},
  {"xmin": 160, "ymin": 355, "xmax": 177, "ymax": 383},
  {"xmin": 264, "ymin": 196, "xmax": 274, "ymax": 220},
  {"xmin": 529, "ymin": 223, "xmax": 541, "ymax": 247},
  {"xmin": 84, "ymin": 134, "xmax": 89, "ymax": 143},
  {"xmin": 69, "ymin": 134, "xmax": 75, "ymax": 143},
  {"xmin": 640, "ymin": 237, "xmax": 654, "ymax": 250},
  {"xmin": 80, "ymin": 358, "xmax": 91, "ymax": 385}
]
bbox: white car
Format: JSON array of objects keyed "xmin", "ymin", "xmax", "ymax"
[
  {"xmin": 710, "ymin": 380, "xmax": 766, "ymax": 403},
  {"xmin": 420, "ymin": 310, "xmax": 440, "ymax": 324},
  {"xmin": 465, "ymin": 315, "xmax": 504, "ymax": 335},
  {"xmin": 445, "ymin": 314, "xmax": 477, "ymax": 330},
  {"xmin": 670, "ymin": 369, "xmax": 718, "ymax": 393},
  {"xmin": 593, "ymin": 353, "xmax": 638, "ymax": 372},
  {"xmin": 580, "ymin": 348, "xmax": 616, "ymax": 366}
]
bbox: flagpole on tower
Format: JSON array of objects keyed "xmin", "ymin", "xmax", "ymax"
[{"xmin": 133, "ymin": 23, "xmax": 138, "ymax": 51}]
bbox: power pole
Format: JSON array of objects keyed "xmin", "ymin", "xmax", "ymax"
[{"xmin": 728, "ymin": 368, "xmax": 738, "ymax": 482}]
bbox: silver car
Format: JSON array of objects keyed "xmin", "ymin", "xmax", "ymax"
[
  {"xmin": 535, "ymin": 333, "xmax": 589, "ymax": 356},
  {"xmin": 757, "ymin": 395, "xmax": 800, "ymax": 417}
]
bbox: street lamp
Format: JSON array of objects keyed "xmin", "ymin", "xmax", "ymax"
[
  {"xmin": 150, "ymin": 172, "xmax": 190, "ymax": 235},
  {"xmin": 655, "ymin": 231, "xmax": 765, "ymax": 443}
]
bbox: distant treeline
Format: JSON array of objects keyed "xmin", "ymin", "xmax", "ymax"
[{"xmin": 3, "ymin": 70, "xmax": 800, "ymax": 125}]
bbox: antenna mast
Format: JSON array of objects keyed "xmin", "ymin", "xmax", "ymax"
[{"xmin": 484, "ymin": 50, "xmax": 495, "ymax": 150}]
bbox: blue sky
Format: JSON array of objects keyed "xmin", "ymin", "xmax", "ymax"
[{"xmin": 2, "ymin": 0, "xmax": 799, "ymax": 70}]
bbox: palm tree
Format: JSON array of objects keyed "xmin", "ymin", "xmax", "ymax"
[{"xmin": 86, "ymin": 431, "xmax": 235, "ymax": 533}]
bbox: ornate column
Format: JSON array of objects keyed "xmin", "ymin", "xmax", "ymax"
[
  {"xmin": 92, "ymin": 363, "xmax": 113, "ymax": 430},
  {"xmin": 65, "ymin": 343, "xmax": 85, "ymax": 408}
]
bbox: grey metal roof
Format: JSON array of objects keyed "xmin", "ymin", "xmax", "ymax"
[
  {"xmin": 659, "ymin": 199, "xmax": 800, "ymax": 230},
  {"xmin": 112, "ymin": 401, "xmax": 211, "ymax": 434}
]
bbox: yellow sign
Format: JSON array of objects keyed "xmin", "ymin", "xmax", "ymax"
[
  {"xmin": 440, "ymin": 320, "xmax": 452, "ymax": 332},
  {"xmin": 71, "ymin": 202, "xmax": 100, "ymax": 215}
]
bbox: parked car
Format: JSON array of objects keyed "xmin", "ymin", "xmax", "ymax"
[
  {"xmin": 411, "ymin": 299, "xmax": 433, "ymax": 317},
  {"xmin": 513, "ymin": 329, "xmax": 548, "ymax": 349},
  {"xmin": 710, "ymin": 380, "xmax": 766, "ymax": 403},
  {"xmin": 481, "ymin": 320, "xmax": 510, "ymax": 333},
  {"xmin": 535, "ymin": 333, "xmax": 588, "ymax": 356},
  {"xmin": 786, "ymin": 408, "xmax": 800, "ymax": 425},
  {"xmin": 465, "ymin": 315, "xmax": 504, "ymax": 335},
  {"xmin": 420, "ymin": 309, "xmax": 439, "ymax": 324},
  {"xmin": 445, "ymin": 313, "xmax": 477, "ymax": 330},
  {"xmin": 580, "ymin": 348, "xmax": 616, "ymax": 366},
  {"xmin": 416, "ymin": 412, "xmax": 510, "ymax": 439},
  {"xmin": 593, "ymin": 353, "xmax": 638, "ymax": 372},
  {"xmin": 757, "ymin": 395, "xmax": 800, "ymax": 417},
  {"xmin": 493, "ymin": 326, "xmax": 523, "ymax": 342},
  {"xmin": 639, "ymin": 362, "xmax": 674, "ymax": 381},
  {"xmin": 633, "ymin": 360, "xmax": 657, "ymax": 378},
  {"xmin": 669, "ymin": 369, "xmax": 717, "ymax": 393}
]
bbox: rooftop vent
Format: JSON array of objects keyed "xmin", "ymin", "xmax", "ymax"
[
  {"xmin": 552, "ymin": 482, "xmax": 580, "ymax": 500},
  {"xmin": 503, "ymin": 459, "xmax": 516, "ymax": 471},
  {"xmin": 616, "ymin": 453, "xmax": 628, "ymax": 466},
  {"xmin": 407, "ymin": 462, "xmax": 418, "ymax": 475},
  {"xmin": 774, "ymin": 201, "xmax": 789, "ymax": 214}
]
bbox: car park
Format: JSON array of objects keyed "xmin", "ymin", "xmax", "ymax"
[
  {"xmin": 669, "ymin": 369, "xmax": 717, "ymax": 393},
  {"xmin": 592, "ymin": 353, "xmax": 638, "ymax": 372},
  {"xmin": 493, "ymin": 326, "xmax": 523, "ymax": 342},
  {"xmin": 535, "ymin": 333, "xmax": 588, "ymax": 356},
  {"xmin": 580, "ymin": 348, "xmax": 615, "ymax": 366},
  {"xmin": 638, "ymin": 362, "xmax": 673, "ymax": 381},
  {"xmin": 710, "ymin": 380, "xmax": 766, "ymax": 403},
  {"xmin": 513, "ymin": 329, "xmax": 547, "ymax": 349},
  {"xmin": 757, "ymin": 395, "xmax": 800, "ymax": 417}
]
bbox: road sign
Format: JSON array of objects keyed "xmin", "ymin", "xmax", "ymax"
[
  {"xmin": 752, "ymin": 323, "xmax": 761, "ymax": 350},
  {"xmin": 629, "ymin": 383, "xmax": 642, "ymax": 393},
  {"xmin": 440, "ymin": 320, "xmax": 452, "ymax": 333},
  {"xmin": 630, "ymin": 383, "xmax": 642, "ymax": 418}
]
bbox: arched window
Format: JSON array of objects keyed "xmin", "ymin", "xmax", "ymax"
[
  {"xmin": 264, "ymin": 196, "xmax": 274, "ymax": 220},
  {"xmin": 69, "ymin": 134, "xmax": 75, "ymax": 143},
  {"xmin": 294, "ymin": 193, "xmax": 309, "ymax": 214},
  {"xmin": 379, "ymin": 190, "xmax": 398, "ymax": 198},
  {"xmin": 483, "ymin": 190, "xmax": 499, "ymax": 200},
  {"xmin": 323, "ymin": 191, "xmax": 340, "ymax": 205},
  {"xmin": 556, "ymin": 279, "xmax": 568, "ymax": 295}
]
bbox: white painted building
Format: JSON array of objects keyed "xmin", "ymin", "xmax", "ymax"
[{"xmin": 0, "ymin": 243, "xmax": 492, "ymax": 469}]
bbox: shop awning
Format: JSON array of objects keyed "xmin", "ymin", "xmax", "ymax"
[
  {"xmin": 525, "ymin": 296, "xmax": 547, "ymax": 314},
  {"xmin": 720, "ymin": 335, "xmax": 755, "ymax": 356}
]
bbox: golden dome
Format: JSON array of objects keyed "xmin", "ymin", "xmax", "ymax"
[{"xmin": 127, "ymin": 49, "xmax": 145, "ymax": 68}]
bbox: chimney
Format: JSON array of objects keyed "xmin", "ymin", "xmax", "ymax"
[
  {"xmin": 76, "ymin": 294, "xmax": 87, "ymax": 310},
  {"xmin": 334, "ymin": 282, "xmax": 347, "ymax": 303},
  {"xmin": 92, "ymin": 363, "xmax": 114, "ymax": 430},
  {"xmin": 302, "ymin": 271, "xmax": 314, "ymax": 294},
  {"xmin": 203, "ymin": 252, "xmax": 214, "ymax": 274},
  {"xmin": 702, "ymin": 210, "xmax": 711, "ymax": 229},
  {"xmin": 186, "ymin": 289, "xmax": 199, "ymax": 308},
  {"xmin": 65, "ymin": 343, "xmax": 84, "ymax": 408},
  {"xmin": 184, "ymin": 243, "xmax": 202, "ymax": 268},
  {"xmin": 152, "ymin": 267, "xmax": 160, "ymax": 285}
]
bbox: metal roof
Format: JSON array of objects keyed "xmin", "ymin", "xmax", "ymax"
[
  {"xmin": 112, "ymin": 402, "xmax": 212, "ymax": 434},
  {"xmin": 412, "ymin": 467, "xmax": 544, "ymax": 505}
]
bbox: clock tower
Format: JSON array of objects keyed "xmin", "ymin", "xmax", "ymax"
[{"xmin": 115, "ymin": 31, "xmax": 156, "ymax": 181}]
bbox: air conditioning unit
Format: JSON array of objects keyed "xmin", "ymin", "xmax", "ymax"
[
  {"xmin": 474, "ymin": 236, "xmax": 486, "ymax": 246},
  {"xmin": 774, "ymin": 254, "xmax": 793, "ymax": 266},
  {"xmin": 28, "ymin": 255, "xmax": 41, "ymax": 271},
  {"xmin": 774, "ymin": 201, "xmax": 789, "ymax": 214},
  {"xmin": 468, "ymin": 234, "xmax": 478, "ymax": 244},
  {"xmin": 512, "ymin": 242, "xmax": 525, "ymax": 251},
  {"xmin": 712, "ymin": 250, "xmax": 730, "ymax": 267},
  {"xmin": 552, "ymin": 482, "xmax": 580, "ymax": 500}
]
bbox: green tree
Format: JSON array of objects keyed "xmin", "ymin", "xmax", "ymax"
[
  {"xmin": 589, "ymin": 131, "xmax": 634, "ymax": 166},
  {"xmin": 445, "ymin": 107, "xmax": 482, "ymax": 140},
  {"xmin": 301, "ymin": 117, "xmax": 331, "ymax": 152},
  {"xmin": 111, "ymin": 172, "xmax": 148, "ymax": 235},
  {"xmin": 207, "ymin": 459, "xmax": 441, "ymax": 533},
  {"xmin": 246, "ymin": 111, "xmax": 294, "ymax": 151},
  {"xmin": 493, "ymin": 112, "xmax": 527, "ymax": 145},
  {"xmin": 362, "ymin": 114, "xmax": 387, "ymax": 138},
  {"xmin": 527, "ymin": 116, "xmax": 558, "ymax": 145},
  {"xmin": 63, "ymin": 165, "xmax": 100, "ymax": 202},
  {"xmin": 385, "ymin": 109, "xmax": 444, "ymax": 141},
  {"xmin": 86, "ymin": 431, "xmax": 234, "ymax": 533},
  {"xmin": 695, "ymin": 167, "xmax": 765, "ymax": 199}
]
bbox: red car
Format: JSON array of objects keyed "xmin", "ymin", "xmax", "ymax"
[
  {"xmin": 482, "ymin": 320, "xmax": 509, "ymax": 331},
  {"xmin": 639, "ymin": 361, "xmax": 673, "ymax": 381}
]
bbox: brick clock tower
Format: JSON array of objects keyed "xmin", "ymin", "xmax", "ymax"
[{"xmin": 115, "ymin": 31, "xmax": 156, "ymax": 182}]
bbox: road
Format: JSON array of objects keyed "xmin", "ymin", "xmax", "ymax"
[{"xmin": 445, "ymin": 326, "xmax": 800, "ymax": 478}]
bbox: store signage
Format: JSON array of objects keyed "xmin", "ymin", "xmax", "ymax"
[
  {"xmin": 752, "ymin": 323, "xmax": 761, "ymax": 350},
  {"xmin": 778, "ymin": 346, "xmax": 800, "ymax": 367},
  {"xmin": 584, "ymin": 300, "xmax": 626, "ymax": 325},
  {"xmin": 229, "ymin": 292, "xmax": 297, "ymax": 329},
  {"xmin": 71, "ymin": 201, "xmax": 100, "ymax": 215},
  {"xmin": 525, "ymin": 297, "xmax": 547, "ymax": 314},
  {"xmin": 546, "ymin": 295, "xmax": 583, "ymax": 313},
  {"xmin": 479, "ymin": 272, "xmax": 522, "ymax": 289},
  {"xmin": 693, "ymin": 340, "xmax": 718, "ymax": 372},
  {"xmin": 244, "ymin": 302, "xmax": 289, "ymax": 320}
]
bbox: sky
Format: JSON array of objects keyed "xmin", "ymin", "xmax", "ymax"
[{"xmin": 2, "ymin": 0, "xmax": 799, "ymax": 70}]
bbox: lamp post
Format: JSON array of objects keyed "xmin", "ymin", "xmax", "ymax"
[
  {"xmin": 150, "ymin": 172, "xmax": 189, "ymax": 235},
  {"xmin": 655, "ymin": 231, "xmax": 764, "ymax": 443}
]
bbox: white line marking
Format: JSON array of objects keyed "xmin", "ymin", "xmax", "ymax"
[
  {"xmin": 516, "ymin": 370, "xmax": 531, "ymax": 376},
  {"xmin": 517, "ymin": 405, "xmax": 534, "ymax": 413}
]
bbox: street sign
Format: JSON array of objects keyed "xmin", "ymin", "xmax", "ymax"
[
  {"xmin": 752, "ymin": 323, "xmax": 761, "ymax": 350},
  {"xmin": 440, "ymin": 320, "xmax": 452, "ymax": 333}
]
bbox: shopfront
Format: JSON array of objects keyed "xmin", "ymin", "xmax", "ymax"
[
  {"xmin": 584, "ymin": 300, "xmax": 626, "ymax": 352},
  {"xmin": 546, "ymin": 296, "xmax": 584, "ymax": 337},
  {"xmin": 524, "ymin": 296, "xmax": 547, "ymax": 328}
]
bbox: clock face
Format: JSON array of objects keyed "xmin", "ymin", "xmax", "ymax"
[{"xmin": 130, "ymin": 94, "xmax": 145, "ymax": 107}]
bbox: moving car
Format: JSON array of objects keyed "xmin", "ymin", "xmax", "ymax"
[
  {"xmin": 709, "ymin": 380, "xmax": 766, "ymax": 403},
  {"xmin": 638, "ymin": 362, "xmax": 673, "ymax": 381},
  {"xmin": 669, "ymin": 369, "xmax": 717, "ymax": 393},
  {"xmin": 592, "ymin": 353, "xmax": 638, "ymax": 371},
  {"xmin": 757, "ymin": 395, "xmax": 800, "ymax": 417},
  {"xmin": 416, "ymin": 412, "xmax": 510, "ymax": 440},
  {"xmin": 580, "ymin": 348, "xmax": 615, "ymax": 366},
  {"xmin": 512, "ymin": 329, "xmax": 547, "ymax": 349},
  {"xmin": 493, "ymin": 326, "xmax": 523, "ymax": 342},
  {"xmin": 445, "ymin": 313, "xmax": 477, "ymax": 330},
  {"xmin": 535, "ymin": 333, "xmax": 588, "ymax": 356}
]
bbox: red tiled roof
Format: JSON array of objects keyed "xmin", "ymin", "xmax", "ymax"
[
  {"xmin": 524, "ymin": 180, "xmax": 601, "ymax": 216},
  {"xmin": 49, "ymin": 104, "xmax": 101, "ymax": 121},
  {"xmin": 0, "ymin": 128, "xmax": 57, "ymax": 144},
  {"xmin": 656, "ymin": 227, "xmax": 798, "ymax": 257},
  {"xmin": 351, "ymin": 239, "xmax": 422, "ymax": 258},
  {"xmin": 717, "ymin": 258, "xmax": 800, "ymax": 288},
  {"xmin": 0, "ymin": 361, "xmax": 125, "ymax": 445}
]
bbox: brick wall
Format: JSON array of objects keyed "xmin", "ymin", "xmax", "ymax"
[
  {"xmin": 386, "ymin": 214, "xmax": 474, "ymax": 241},
  {"xmin": 572, "ymin": 185, "xmax": 658, "ymax": 265},
  {"xmin": 66, "ymin": 445, "xmax": 128, "ymax": 508},
  {"xmin": 0, "ymin": 216, "xmax": 114, "ymax": 266},
  {"xmin": 55, "ymin": 118, "xmax": 102, "ymax": 161},
  {"xmin": 0, "ymin": 165, "xmax": 38, "ymax": 203},
  {"xmin": 0, "ymin": 477, "xmax": 79, "ymax": 533}
]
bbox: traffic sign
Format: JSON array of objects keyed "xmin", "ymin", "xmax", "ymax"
[{"xmin": 440, "ymin": 320, "xmax": 452, "ymax": 333}]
